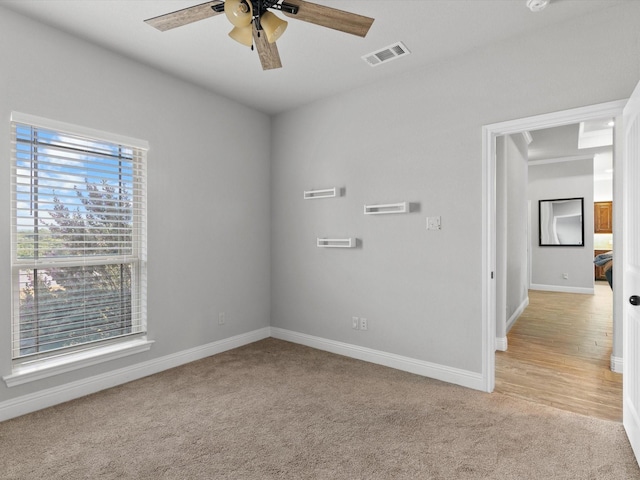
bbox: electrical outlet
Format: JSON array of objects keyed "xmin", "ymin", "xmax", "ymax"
[
  {"xmin": 360, "ymin": 317, "xmax": 368, "ymax": 331},
  {"xmin": 352, "ymin": 316, "xmax": 359, "ymax": 330},
  {"xmin": 562, "ymin": 273, "xmax": 569, "ymax": 280},
  {"xmin": 218, "ymin": 312, "xmax": 226, "ymax": 325}
]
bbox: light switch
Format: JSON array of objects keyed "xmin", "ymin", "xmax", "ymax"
[{"xmin": 427, "ymin": 216, "xmax": 441, "ymax": 230}]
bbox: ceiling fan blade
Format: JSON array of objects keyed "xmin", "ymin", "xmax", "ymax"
[
  {"xmin": 144, "ymin": 1, "xmax": 225, "ymax": 32},
  {"xmin": 280, "ymin": 0, "xmax": 374, "ymax": 38},
  {"xmin": 253, "ymin": 24, "xmax": 282, "ymax": 70}
]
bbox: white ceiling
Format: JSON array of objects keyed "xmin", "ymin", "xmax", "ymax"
[
  {"xmin": 528, "ymin": 122, "xmax": 613, "ymax": 162},
  {"xmin": 528, "ymin": 121, "xmax": 614, "ymax": 181},
  {"xmin": 0, "ymin": 0, "xmax": 629, "ymax": 114}
]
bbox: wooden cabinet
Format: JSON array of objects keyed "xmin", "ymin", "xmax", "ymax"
[
  {"xmin": 594, "ymin": 249, "xmax": 611, "ymax": 281},
  {"xmin": 594, "ymin": 201, "xmax": 613, "ymax": 233}
]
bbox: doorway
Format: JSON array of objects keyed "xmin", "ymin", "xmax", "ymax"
[
  {"xmin": 491, "ymin": 119, "xmax": 620, "ymax": 419},
  {"xmin": 481, "ymin": 99, "xmax": 627, "ymax": 394}
]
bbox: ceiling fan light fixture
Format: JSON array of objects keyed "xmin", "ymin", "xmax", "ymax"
[
  {"xmin": 225, "ymin": 0, "xmax": 253, "ymax": 27},
  {"xmin": 228, "ymin": 25, "xmax": 253, "ymax": 47},
  {"xmin": 260, "ymin": 11, "xmax": 288, "ymax": 44}
]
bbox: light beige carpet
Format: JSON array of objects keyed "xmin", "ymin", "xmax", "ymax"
[{"xmin": 1, "ymin": 338, "xmax": 638, "ymax": 479}]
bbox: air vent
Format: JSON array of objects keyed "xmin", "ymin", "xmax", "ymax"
[{"xmin": 362, "ymin": 42, "xmax": 410, "ymax": 67}]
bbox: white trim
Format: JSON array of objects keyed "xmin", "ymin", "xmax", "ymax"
[
  {"xmin": 0, "ymin": 328, "xmax": 270, "ymax": 422},
  {"xmin": 528, "ymin": 154, "xmax": 594, "ymax": 166},
  {"xmin": 507, "ymin": 296, "xmax": 529, "ymax": 332},
  {"xmin": 611, "ymin": 355, "xmax": 623, "ymax": 373},
  {"xmin": 3, "ymin": 338, "xmax": 154, "ymax": 387},
  {"xmin": 482, "ymin": 99, "xmax": 627, "ymax": 395},
  {"xmin": 481, "ymin": 123, "xmax": 496, "ymax": 392},
  {"xmin": 496, "ymin": 296, "xmax": 531, "ymax": 352},
  {"xmin": 496, "ymin": 296, "xmax": 530, "ymax": 352},
  {"xmin": 270, "ymin": 327, "xmax": 484, "ymax": 391},
  {"xmin": 484, "ymin": 100, "xmax": 627, "ymax": 136},
  {"xmin": 0, "ymin": 326, "xmax": 486, "ymax": 422},
  {"xmin": 625, "ymin": 396, "xmax": 640, "ymax": 462},
  {"xmin": 529, "ymin": 283, "xmax": 594, "ymax": 295},
  {"xmin": 622, "ymin": 82, "xmax": 640, "ymax": 465},
  {"xmin": 10, "ymin": 111, "xmax": 149, "ymax": 150}
]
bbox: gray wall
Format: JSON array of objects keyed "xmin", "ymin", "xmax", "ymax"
[
  {"xmin": 270, "ymin": 3, "xmax": 640, "ymax": 374},
  {"xmin": 505, "ymin": 135, "xmax": 529, "ymax": 326},
  {"xmin": 528, "ymin": 160, "xmax": 594, "ymax": 290},
  {"xmin": 0, "ymin": 9, "xmax": 271, "ymax": 403},
  {"xmin": 496, "ymin": 134, "xmax": 529, "ymax": 343},
  {"xmin": 1, "ymin": 1, "xmax": 640, "ymax": 409}
]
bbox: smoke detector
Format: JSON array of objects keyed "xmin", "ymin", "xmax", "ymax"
[{"xmin": 526, "ymin": 0, "xmax": 549, "ymax": 12}]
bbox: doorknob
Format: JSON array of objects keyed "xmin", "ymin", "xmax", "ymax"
[{"xmin": 631, "ymin": 295, "xmax": 640, "ymax": 306}]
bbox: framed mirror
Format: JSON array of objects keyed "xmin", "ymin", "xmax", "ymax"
[{"xmin": 538, "ymin": 197, "xmax": 584, "ymax": 247}]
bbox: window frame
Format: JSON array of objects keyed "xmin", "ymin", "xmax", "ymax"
[{"xmin": 6, "ymin": 112, "xmax": 151, "ymax": 385}]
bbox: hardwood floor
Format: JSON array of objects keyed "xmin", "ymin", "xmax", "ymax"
[{"xmin": 495, "ymin": 282, "xmax": 622, "ymax": 422}]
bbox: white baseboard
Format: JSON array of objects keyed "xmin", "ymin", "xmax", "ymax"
[
  {"xmin": 0, "ymin": 327, "xmax": 270, "ymax": 422},
  {"xmin": 530, "ymin": 283, "xmax": 594, "ymax": 295},
  {"xmin": 1, "ymin": 326, "xmax": 489, "ymax": 422},
  {"xmin": 611, "ymin": 355, "xmax": 623, "ymax": 373},
  {"xmin": 270, "ymin": 327, "xmax": 485, "ymax": 391},
  {"xmin": 506, "ymin": 297, "xmax": 529, "ymax": 332},
  {"xmin": 495, "ymin": 297, "xmax": 529, "ymax": 352}
]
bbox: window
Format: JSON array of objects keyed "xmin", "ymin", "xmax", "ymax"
[{"xmin": 10, "ymin": 113, "xmax": 147, "ymax": 368}]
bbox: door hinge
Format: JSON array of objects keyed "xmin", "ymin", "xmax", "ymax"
[{"xmin": 491, "ymin": 271, "xmax": 494, "ymax": 279}]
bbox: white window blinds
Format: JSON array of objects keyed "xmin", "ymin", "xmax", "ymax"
[{"xmin": 10, "ymin": 113, "xmax": 147, "ymax": 361}]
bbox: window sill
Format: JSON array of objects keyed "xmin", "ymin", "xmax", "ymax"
[{"xmin": 3, "ymin": 338, "xmax": 154, "ymax": 388}]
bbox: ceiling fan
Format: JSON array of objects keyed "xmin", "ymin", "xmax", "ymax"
[
  {"xmin": 144, "ymin": 0, "xmax": 374, "ymax": 70},
  {"xmin": 145, "ymin": 0, "xmax": 374, "ymax": 70}
]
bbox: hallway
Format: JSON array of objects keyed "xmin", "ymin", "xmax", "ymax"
[{"xmin": 495, "ymin": 283, "xmax": 622, "ymax": 421}]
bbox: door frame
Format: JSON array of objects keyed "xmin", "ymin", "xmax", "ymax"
[
  {"xmin": 481, "ymin": 99, "xmax": 627, "ymax": 393},
  {"xmin": 622, "ymin": 81, "xmax": 640, "ymax": 461}
]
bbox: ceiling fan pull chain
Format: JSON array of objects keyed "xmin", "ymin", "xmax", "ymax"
[{"xmin": 251, "ymin": 9, "xmax": 260, "ymax": 33}]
